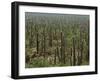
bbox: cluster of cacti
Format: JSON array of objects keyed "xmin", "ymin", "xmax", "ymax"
[{"xmin": 25, "ymin": 12, "xmax": 89, "ymax": 68}]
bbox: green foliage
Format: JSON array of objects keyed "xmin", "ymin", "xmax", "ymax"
[{"xmin": 25, "ymin": 12, "xmax": 89, "ymax": 68}]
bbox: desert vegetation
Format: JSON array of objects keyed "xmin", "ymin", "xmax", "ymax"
[{"xmin": 25, "ymin": 12, "xmax": 89, "ymax": 68}]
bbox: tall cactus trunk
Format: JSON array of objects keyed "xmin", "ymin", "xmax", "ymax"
[
  {"xmin": 56, "ymin": 33, "xmax": 60, "ymax": 63},
  {"xmin": 60, "ymin": 32, "xmax": 63, "ymax": 64},
  {"xmin": 63, "ymin": 36, "xmax": 66, "ymax": 64},
  {"xmin": 86, "ymin": 28, "xmax": 89, "ymax": 62},
  {"xmin": 54, "ymin": 49, "xmax": 57, "ymax": 64},
  {"xmin": 55, "ymin": 29, "xmax": 60, "ymax": 63},
  {"xmin": 54, "ymin": 28, "xmax": 58, "ymax": 64},
  {"xmin": 49, "ymin": 27, "xmax": 52, "ymax": 47},
  {"xmin": 80, "ymin": 41, "xmax": 83, "ymax": 65},
  {"xmin": 79, "ymin": 28, "xmax": 83, "ymax": 65},
  {"xmin": 70, "ymin": 48, "xmax": 72, "ymax": 66},
  {"xmin": 36, "ymin": 32, "xmax": 39, "ymax": 54},
  {"xmin": 57, "ymin": 47, "xmax": 60, "ymax": 63},
  {"xmin": 87, "ymin": 22, "xmax": 89, "ymax": 62},
  {"xmin": 43, "ymin": 26, "xmax": 46, "ymax": 64},
  {"xmin": 73, "ymin": 37, "xmax": 76, "ymax": 66},
  {"xmin": 29, "ymin": 26, "xmax": 32, "ymax": 48},
  {"xmin": 60, "ymin": 32, "xmax": 65, "ymax": 64},
  {"xmin": 77, "ymin": 39, "xmax": 80, "ymax": 65},
  {"xmin": 41, "ymin": 34, "xmax": 43, "ymax": 53}
]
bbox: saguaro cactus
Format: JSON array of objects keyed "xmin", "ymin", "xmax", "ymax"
[
  {"xmin": 78, "ymin": 27, "xmax": 83, "ymax": 65},
  {"xmin": 54, "ymin": 49, "xmax": 57, "ymax": 64},
  {"xmin": 73, "ymin": 37, "xmax": 76, "ymax": 66},
  {"xmin": 60, "ymin": 31, "xmax": 65, "ymax": 64},
  {"xmin": 49, "ymin": 27, "xmax": 53, "ymax": 47},
  {"xmin": 36, "ymin": 31, "xmax": 39, "ymax": 54},
  {"xmin": 70, "ymin": 47, "xmax": 73, "ymax": 66}
]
